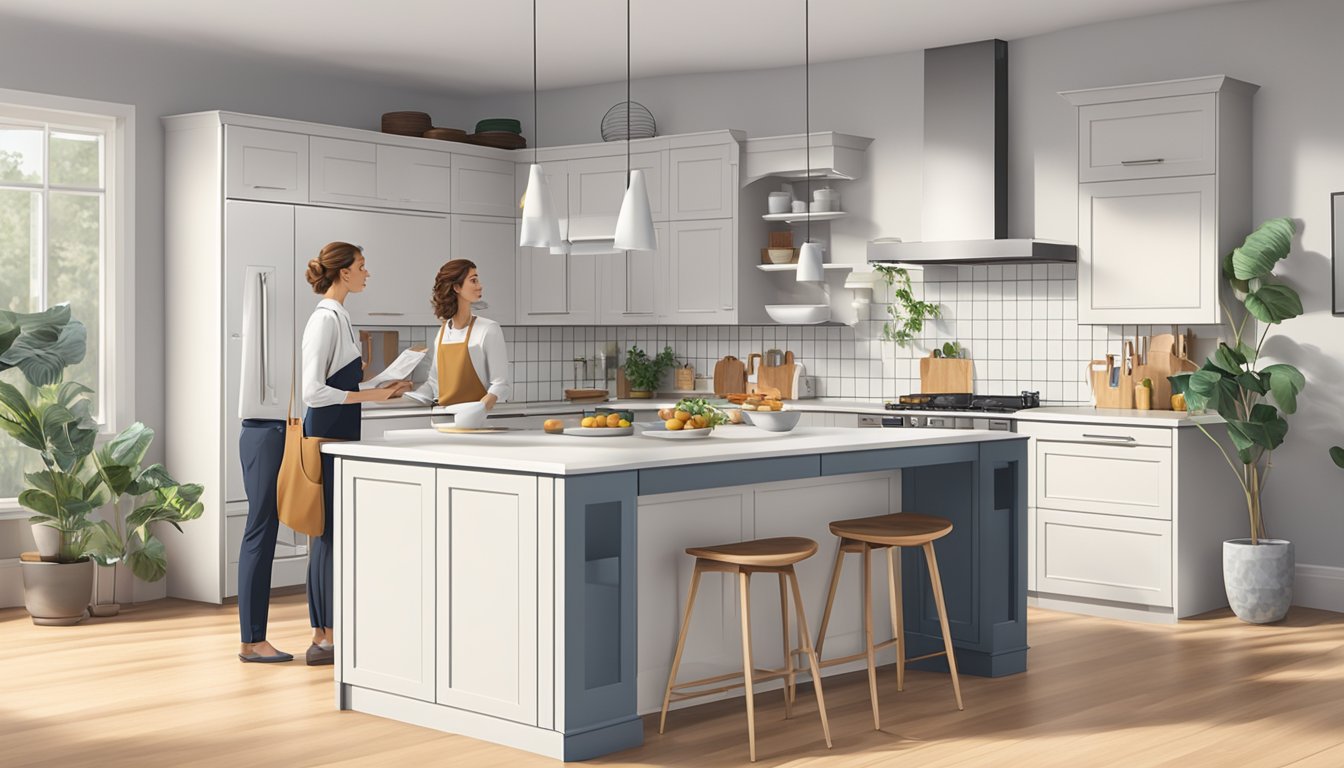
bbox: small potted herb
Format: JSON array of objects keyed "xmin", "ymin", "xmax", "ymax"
[{"xmin": 622, "ymin": 345, "xmax": 676, "ymax": 398}]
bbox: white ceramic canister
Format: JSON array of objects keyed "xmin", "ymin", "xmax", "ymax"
[{"xmin": 768, "ymin": 191, "xmax": 791, "ymax": 214}]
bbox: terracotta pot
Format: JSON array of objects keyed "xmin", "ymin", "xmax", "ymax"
[{"xmin": 21, "ymin": 557, "xmax": 92, "ymax": 626}]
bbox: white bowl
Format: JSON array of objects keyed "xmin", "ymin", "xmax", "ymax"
[
  {"xmin": 743, "ymin": 409, "xmax": 801, "ymax": 433},
  {"xmin": 765, "ymin": 304, "xmax": 830, "ymax": 324},
  {"xmin": 451, "ymin": 402, "xmax": 487, "ymax": 429},
  {"xmin": 767, "ymin": 248, "xmax": 795, "ymax": 264}
]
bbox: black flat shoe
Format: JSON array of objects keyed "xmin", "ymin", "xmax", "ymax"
[
  {"xmin": 306, "ymin": 643, "xmax": 334, "ymax": 666},
  {"xmin": 239, "ymin": 650, "xmax": 294, "ymax": 663}
]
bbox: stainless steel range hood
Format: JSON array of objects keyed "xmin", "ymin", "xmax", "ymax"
[{"xmin": 867, "ymin": 40, "xmax": 1075, "ymax": 265}]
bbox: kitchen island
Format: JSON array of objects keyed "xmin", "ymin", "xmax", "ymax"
[{"xmin": 324, "ymin": 426, "xmax": 1028, "ymax": 761}]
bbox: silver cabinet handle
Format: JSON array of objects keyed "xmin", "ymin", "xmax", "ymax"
[
  {"xmin": 1119, "ymin": 158, "xmax": 1165, "ymax": 166},
  {"xmin": 250, "ymin": 184, "xmax": 287, "ymax": 190},
  {"xmin": 367, "ymin": 312, "xmax": 405, "ymax": 316},
  {"xmin": 1082, "ymin": 433, "xmax": 1136, "ymax": 442},
  {"xmin": 258, "ymin": 271, "xmax": 272, "ymax": 405}
]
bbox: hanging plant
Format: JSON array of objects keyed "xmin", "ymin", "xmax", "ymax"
[{"xmin": 872, "ymin": 264, "xmax": 941, "ymax": 347}]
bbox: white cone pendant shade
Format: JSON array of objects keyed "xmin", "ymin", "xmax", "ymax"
[
  {"xmin": 614, "ymin": 169, "xmax": 657, "ymax": 251},
  {"xmin": 520, "ymin": 164, "xmax": 562, "ymax": 248},
  {"xmin": 796, "ymin": 241, "xmax": 824, "ymax": 282}
]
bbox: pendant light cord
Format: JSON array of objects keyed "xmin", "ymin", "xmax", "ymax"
[
  {"xmin": 804, "ymin": 0, "xmax": 811, "ymax": 246},
  {"xmin": 533, "ymin": 0, "xmax": 539, "ymax": 165},
  {"xmin": 626, "ymin": 0, "xmax": 632, "ymax": 186}
]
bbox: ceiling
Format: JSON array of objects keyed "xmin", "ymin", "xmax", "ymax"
[{"xmin": 1, "ymin": 0, "xmax": 1246, "ymax": 95}]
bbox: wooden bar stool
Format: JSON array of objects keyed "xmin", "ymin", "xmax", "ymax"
[
  {"xmin": 659, "ymin": 536, "xmax": 832, "ymax": 762},
  {"xmin": 813, "ymin": 513, "xmax": 963, "ymax": 730}
]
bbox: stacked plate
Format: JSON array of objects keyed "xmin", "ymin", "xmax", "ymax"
[
  {"xmin": 422, "ymin": 127, "xmax": 469, "ymax": 142},
  {"xmin": 381, "ymin": 111, "xmax": 432, "ymax": 136},
  {"xmin": 475, "ymin": 118, "xmax": 522, "ymax": 134},
  {"xmin": 600, "ymin": 101, "xmax": 656, "ymax": 142},
  {"xmin": 469, "ymin": 131, "xmax": 527, "ymax": 150}
]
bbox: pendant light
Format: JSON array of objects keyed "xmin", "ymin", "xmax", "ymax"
[
  {"xmin": 519, "ymin": 0, "xmax": 562, "ymax": 248},
  {"xmin": 795, "ymin": 0, "xmax": 824, "ymax": 283},
  {"xmin": 613, "ymin": 0, "xmax": 657, "ymax": 251}
]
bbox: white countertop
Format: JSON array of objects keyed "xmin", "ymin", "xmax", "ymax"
[
  {"xmin": 324, "ymin": 425, "xmax": 1023, "ymax": 476},
  {"xmin": 363, "ymin": 397, "xmax": 1217, "ymax": 428}
]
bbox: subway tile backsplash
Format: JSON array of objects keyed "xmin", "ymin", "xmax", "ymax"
[{"xmin": 358, "ymin": 263, "xmax": 1218, "ymax": 405}]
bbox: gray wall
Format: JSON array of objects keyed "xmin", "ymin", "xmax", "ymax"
[
  {"xmin": 0, "ymin": 13, "xmax": 467, "ymax": 472},
  {"xmin": 458, "ymin": 0, "xmax": 1344, "ymax": 570}
]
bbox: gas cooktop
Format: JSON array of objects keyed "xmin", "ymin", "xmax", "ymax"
[{"xmin": 886, "ymin": 391, "xmax": 1041, "ymax": 413}]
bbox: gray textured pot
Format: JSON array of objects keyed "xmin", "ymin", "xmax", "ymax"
[
  {"xmin": 21, "ymin": 558, "xmax": 93, "ymax": 626},
  {"xmin": 1223, "ymin": 539, "xmax": 1293, "ymax": 624}
]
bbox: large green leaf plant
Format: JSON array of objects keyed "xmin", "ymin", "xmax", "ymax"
[
  {"xmin": 0, "ymin": 305, "xmax": 203, "ymax": 581},
  {"xmin": 1170, "ymin": 218, "xmax": 1303, "ymax": 545}
]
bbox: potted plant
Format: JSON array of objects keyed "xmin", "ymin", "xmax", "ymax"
[
  {"xmin": 1169, "ymin": 218, "xmax": 1304, "ymax": 624},
  {"xmin": 0, "ymin": 306, "xmax": 203, "ymax": 625},
  {"xmin": 623, "ymin": 345, "xmax": 676, "ymax": 398}
]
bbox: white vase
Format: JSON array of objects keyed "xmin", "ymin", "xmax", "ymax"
[
  {"xmin": 1223, "ymin": 538, "xmax": 1293, "ymax": 624},
  {"xmin": 31, "ymin": 524, "xmax": 60, "ymax": 558}
]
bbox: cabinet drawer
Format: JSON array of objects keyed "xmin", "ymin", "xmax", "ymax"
[
  {"xmin": 225, "ymin": 126, "xmax": 308, "ymax": 203},
  {"xmin": 1079, "ymin": 94, "xmax": 1215, "ymax": 182},
  {"xmin": 1034, "ymin": 440, "xmax": 1172, "ymax": 520},
  {"xmin": 1020, "ymin": 420, "xmax": 1171, "ymax": 447},
  {"xmin": 310, "ymin": 137, "xmax": 381, "ymax": 206},
  {"xmin": 1036, "ymin": 508, "xmax": 1171, "ymax": 607}
]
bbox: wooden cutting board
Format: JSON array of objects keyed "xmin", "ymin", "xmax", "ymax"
[
  {"xmin": 1133, "ymin": 332, "xmax": 1198, "ymax": 410},
  {"xmin": 919, "ymin": 353, "xmax": 973, "ymax": 394},
  {"xmin": 757, "ymin": 351, "xmax": 796, "ymax": 400},
  {"xmin": 713, "ymin": 356, "xmax": 747, "ymax": 395}
]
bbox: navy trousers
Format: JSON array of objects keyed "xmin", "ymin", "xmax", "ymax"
[
  {"xmin": 238, "ymin": 419, "xmax": 286, "ymax": 643},
  {"xmin": 308, "ymin": 452, "xmax": 337, "ymax": 630}
]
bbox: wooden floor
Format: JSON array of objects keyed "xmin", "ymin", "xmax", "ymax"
[{"xmin": 3, "ymin": 594, "xmax": 1343, "ymax": 768}]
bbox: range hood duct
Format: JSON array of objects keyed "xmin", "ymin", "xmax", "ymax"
[{"xmin": 867, "ymin": 39, "xmax": 1075, "ymax": 265}]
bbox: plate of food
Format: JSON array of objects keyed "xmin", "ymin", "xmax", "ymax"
[
  {"xmin": 564, "ymin": 425, "xmax": 634, "ymax": 437},
  {"xmin": 640, "ymin": 398, "xmax": 728, "ymax": 439},
  {"xmin": 544, "ymin": 411, "xmax": 633, "ymax": 436},
  {"xmin": 639, "ymin": 424, "xmax": 713, "ymax": 440}
]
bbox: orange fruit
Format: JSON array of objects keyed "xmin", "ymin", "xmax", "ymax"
[
  {"xmin": 658, "ymin": 407, "xmax": 674, "ymax": 420},
  {"xmin": 665, "ymin": 418, "xmax": 684, "ymax": 431},
  {"xmin": 674, "ymin": 410, "xmax": 691, "ymax": 422},
  {"xmin": 606, "ymin": 413, "xmax": 622, "ymax": 428},
  {"xmin": 618, "ymin": 419, "xmax": 631, "ymax": 428},
  {"xmin": 580, "ymin": 416, "xmax": 596, "ymax": 428},
  {"xmin": 543, "ymin": 419, "xmax": 564, "ymax": 434},
  {"xmin": 690, "ymin": 414, "xmax": 707, "ymax": 429}
]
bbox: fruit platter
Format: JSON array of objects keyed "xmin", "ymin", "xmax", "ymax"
[
  {"xmin": 545, "ymin": 408, "xmax": 634, "ymax": 436},
  {"xmin": 640, "ymin": 398, "xmax": 728, "ymax": 440}
]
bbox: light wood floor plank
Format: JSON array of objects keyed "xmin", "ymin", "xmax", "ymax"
[{"xmin": 1, "ymin": 594, "xmax": 1341, "ymax": 767}]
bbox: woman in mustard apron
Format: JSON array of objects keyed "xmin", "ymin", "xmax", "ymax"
[{"xmin": 408, "ymin": 259, "xmax": 512, "ymax": 412}]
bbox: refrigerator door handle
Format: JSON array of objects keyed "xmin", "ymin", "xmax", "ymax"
[{"xmin": 258, "ymin": 270, "xmax": 274, "ymax": 405}]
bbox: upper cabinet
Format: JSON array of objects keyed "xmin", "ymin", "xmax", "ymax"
[
  {"xmin": 379, "ymin": 145, "xmax": 453, "ymax": 211},
  {"xmin": 1062, "ymin": 76, "xmax": 1257, "ymax": 325},
  {"xmin": 669, "ymin": 143, "xmax": 735, "ymax": 220},
  {"xmin": 451, "ymin": 155, "xmax": 518, "ymax": 218},
  {"xmin": 451, "ymin": 214, "xmax": 517, "ymax": 325},
  {"xmin": 568, "ymin": 152, "xmax": 667, "ymax": 221},
  {"xmin": 310, "ymin": 138, "xmax": 455, "ymax": 213},
  {"xmin": 225, "ymin": 126, "xmax": 308, "ymax": 203}
]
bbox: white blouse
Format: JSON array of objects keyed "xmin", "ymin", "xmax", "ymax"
[
  {"xmin": 409, "ymin": 315, "xmax": 512, "ymax": 404},
  {"xmin": 301, "ymin": 298, "xmax": 373, "ymax": 409}
]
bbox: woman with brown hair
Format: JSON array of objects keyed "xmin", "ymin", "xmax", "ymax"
[
  {"xmin": 406, "ymin": 259, "xmax": 511, "ymax": 416},
  {"xmin": 293, "ymin": 242, "xmax": 409, "ymax": 666}
]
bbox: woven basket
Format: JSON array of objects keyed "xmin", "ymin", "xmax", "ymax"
[
  {"xmin": 382, "ymin": 111, "xmax": 432, "ymax": 136},
  {"xmin": 600, "ymin": 101, "xmax": 656, "ymax": 142}
]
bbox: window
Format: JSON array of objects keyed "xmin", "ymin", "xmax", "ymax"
[{"xmin": 0, "ymin": 90, "xmax": 134, "ymax": 507}]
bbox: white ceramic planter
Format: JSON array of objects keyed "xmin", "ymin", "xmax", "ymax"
[
  {"xmin": 31, "ymin": 523, "xmax": 60, "ymax": 558},
  {"xmin": 1223, "ymin": 538, "xmax": 1293, "ymax": 624}
]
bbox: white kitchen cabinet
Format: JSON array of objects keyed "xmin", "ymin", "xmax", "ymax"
[
  {"xmin": 665, "ymin": 219, "xmax": 735, "ymax": 323},
  {"xmin": 452, "ymin": 154, "xmax": 518, "ymax": 218},
  {"xmin": 378, "ymin": 145, "xmax": 453, "ymax": 212},
  {"xmin": 1020, "ymin": 419, "xmax": 1245, "ymax": 622},
  {"xmin": 568, "ymin": 152, "xmax": 667, "ymax": 221},
  {"xmin": 340, "ymin": 460, "xmax": 437, "ymax": 702},
  {"xmin": 600, "ymin": 224, "xmax": 664, "ymax": 325},
  {"xmin": 224, "ymin": 126, "xmax": 308, "ymax": 203},
  {"xmin": 450, "ymin": 214, "xmax": 517, "ymax": 325},
  {"xmin": 516, "ymin": 249, "xmax": 598, "ymax": 325},
  {"xmin": 295, "ymin": 206, "xmax": 450, "ymax": 327},
  {"xmin": 310, "ymin": 136, "xmax": 381, "ymax": 207},
  {"xmin": 669, "ymin": 143, "xmax": 735, "ymax": 220},
  {"xmin": 435, "ymin": 469, "xmax": 538, "ymax": 724},
  {"xmin": 1062, "ymin": 76, "xmax": 1255, "ymax": 326}
]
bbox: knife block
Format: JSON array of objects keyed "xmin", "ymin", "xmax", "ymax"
[{"xmin": 1087, "ymin": 355, "xmax": 1135, "ymax": 409}]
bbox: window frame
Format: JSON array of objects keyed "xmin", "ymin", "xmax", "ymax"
[{"xmin": 0, "ymin": 88, "xmax": 135, "ymax": 515}]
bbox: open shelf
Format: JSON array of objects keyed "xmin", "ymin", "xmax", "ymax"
[
  {"xmin": 761, "ymin": 211, "xmax": 848, "ymax": 223},
  {"xmin": 756, "ymin": 263, "xmax": 853, "ymax": 273}
]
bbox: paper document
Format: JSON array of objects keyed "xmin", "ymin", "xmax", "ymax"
[{"xmin": 364, "ymin": 347, "xmax": 427, "ymax": 388}]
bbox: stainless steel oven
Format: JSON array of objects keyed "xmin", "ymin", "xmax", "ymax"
[{"xmin": 859, "ymin": 414, "xmax": 1016, "ymax": 431}]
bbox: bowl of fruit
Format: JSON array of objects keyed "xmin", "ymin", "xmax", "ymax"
[
  {"xmin": 738, "ymin": 396, "xmax": 800, "ymax": 432},
  {"xmin": 642, "ymin": 398, "xmax": 727, "ymax": 440}
]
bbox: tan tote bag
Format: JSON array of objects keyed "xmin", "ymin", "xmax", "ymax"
[{"xmin": 277, "ymin": 355, "xmax": 328, "ymax": 537}]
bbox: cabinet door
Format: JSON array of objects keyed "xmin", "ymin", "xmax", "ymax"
[
  {"xmin": 516, "ymin": 248, "xmax": 597, "ymax": 324},
  {"xmin": 1034, "ymin": 439, "xmax": 1172, "ymax": 520},
  {"xmin": 666, "ymin": 220, "xmax": 734, "ymax": 324},
  {"xmin": 309, "ymin": 137, "xmax": 381, "ymax": 207},
  {"xmin": 600, "ymin": 224, "xmax": 662, "ymax": 325},
  {"xmin": 1078, "ymin": 175, "xmax": 1217, "ymax": 325},
  {"xmin": 295, "ymin": 207, "xmax": 449, "ymax": 327},
  {"xmin": 340, "ymin": 461, "xmax": 437, "ymax": 702},
  {"xmin": 224, "ymin": 126, "xmax": 308, "ymax": 203},
  {"xmin": 669, "ymin": 144, "xmax": 734, "ymax": 220},
  {"xmin": 450, "ymin": 214, "xmax": 517, "ymax": 324},
  {"xmin": 377, "ymin": 145, "xmax": 452, "ymax": 212},
  {"xmin": 568, "ymin": 152, "xmax": 666, "ymax": 221},
  {"xmin": 452, "ymin": 154, "xmax": 518, "ymax": 218},
  {"xmin": 436, "ymin": 470, "xmax": 538, "ymax": 725},
  {"xmin": 1036, "ymin": 508, "xmax": 1172, "ymax": 607},
  {"xmin": 223, "ymin": 201, "xmax": 295, "ymax": 503},
  {"xmin": 1078, "ymin": 94, "xmax": 1215, "ymax": 182}
]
